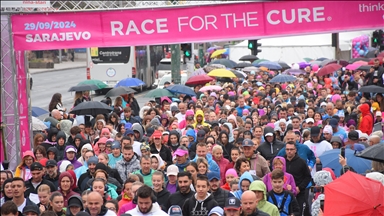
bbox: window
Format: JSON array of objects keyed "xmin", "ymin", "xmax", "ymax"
[{"xmin": 91, "ymin": 47, "xmax": 130, "ymax": 64}]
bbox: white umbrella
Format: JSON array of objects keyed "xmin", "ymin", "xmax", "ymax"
[{"xmin": 32, "ymin": 116, "xmax": 48, "ymax": 131}]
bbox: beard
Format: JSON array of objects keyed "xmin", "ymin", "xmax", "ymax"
[{"xmin": 139, "ymin": 204, "xmax": 152, "ymax": 214}]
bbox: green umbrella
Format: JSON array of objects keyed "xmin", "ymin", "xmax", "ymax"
[
  {"xmin": 78, "ymin": 79, "xmax": 108, "ymax": 89},
  {"xmin": 145, "ymin": 89, "xmax": 174, "ymax": 98},
  {"xmin": 252, "ymin": 59, "xmax": 269, "ymax": 65},
  {"xmin": 303, "ymin": 57, "xmax": 314, "ymax": 63}
]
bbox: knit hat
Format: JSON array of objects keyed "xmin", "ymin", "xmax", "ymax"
[{"xmin": 87, "ymin": 156, "xmax": 99, "ymax": 165}]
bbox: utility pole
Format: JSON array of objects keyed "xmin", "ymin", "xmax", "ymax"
[
  {"xmin": 198, "ymin": 43, "xmax": 205, "ymax": 67},
  {"xmin": 332, "ymin": 33, "xmax": 340, "ymax": 60},
  {"xmin": 186, "ymin": 43, "xmax": 195, "ymax": 79},
  {"xmin": 171, "ymin": 44, "xmax": 181, "ymax": 84}
]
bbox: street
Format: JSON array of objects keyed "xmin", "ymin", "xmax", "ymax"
[{"xmin": 30, "ymin": 68, "xmax": 150, "ymax": 119}]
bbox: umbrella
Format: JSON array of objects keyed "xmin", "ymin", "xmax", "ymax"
[
  {"xmin": 166, "ymin": 85, "xmax": 196, "ymax": 96},
  {"xmin": 256, "ymin": 61, "xmax": 282, "ymax": 70},
  {"xmin": 115, "ymin": 78, "xmax": 145, "ymax": 87},
  {"xmin": 324, "ymin": 171, "xmax": 384, "ymax": 215},
  {"xmin": 368, "ymin": 58, "xmax": 383, "ymax": 65},
  {"xmin": 298, "ymin": 62, "xmax": 311, "ymax": 69},
  {"xmin": 355, "ymin": 144, "xmax": 384, "ymax": 163},
  {"xmin": 230, "ymin": 69, "xmax": 246, "ymax": 79},
  {"xmin": 310, "ymin": 61, "xmax": 322, "ymax": 66},
  {"xmin": 239, "ymin": 55, "xmax": 258, "ymax": 62},
  {"xmin": 358, "ymin": 85, "xmax": 384, "ymax": 94},
  {"xmin": 242, "ymin": 66, "xmax": 259, "ymax": 72},
  {"xmin": 190, "ymin": 68, "xmax": 206, "ymax": 77},
  {"xmin": 321, "ymin": 59, "xmax": 349, "ymax": 67},
  {"xmin": 199, "ymin": 85, "xmax": 223, "ymax": 92},
  {"xmin": 269, "ymin": 74, "xmax": 297, "ymax": 83},
  {"xmin": 276, "ymin": 61, "xmax": 291, "ymax": 70},
  {"xmin": 234, "ymin": 62, "xmax": 252, "ymax": 68},
  {"xmin": 345, "ymin": 64, "xmax": 361, "ymax": 71},
  {"xmin": 353, "ymin": 61, "xmax": 369, "ymax": 65},
  {"xmin": 145, "ymin": 89, "xmax": 174, "ymax": 98},
  {"xmin": 210, "ymin": 49, "xmax": 228, "ymax": 58},
  {"xmin": 317, "ymin": 63, "xmax": 342, "ymax": 76},
  {"xmin": 319, "ymin": 149, "xmax": 371, "ymax": 177},
  {"xmin": 303, "ymin": 57, "xmax": 313, "ymax": 62},
  {"xmin": 207, "ymin": 69, "xmax": 236, "ymax": 78},
  {"xmin": 68, "ymin": 84, "xmax": 99, "ymax": 92},
  {"xmin": 348, "ymin": 57, "xmax": 370, "ymax": 63},
  {"xmin": 357, "ymin": 65, "xmax": 371, "ymax": 72},
  {"xmin": 105, "ymin": 86, "xmax": 136, "ymax": 97},
  {"xmin": 378, "ymin": 52, "xmax": 384, "ymax": 58},
  {"xmin": 319, "ymin": 59, "xmax": 335, "ymax": 67},
  {"xmin": 32, "ymin": 106, "xmax": 49, "ymax": 117},
  {"xmin": 78, "ymin": 79, "xmax": 107, "ymax": 89},
  {"xmin": 70, "ymin": 101, "xmax": 113, "ymax": 116},
  {"xmin": 365, "ymin": 50, "xmax": 378, "ymax": 58},
  {"xmin": 185, "ymin": 74, "xmax": 214, "ymax": 86},
  {"xmin": 316, "ymin": 57, "xmax": 328, "ymax": 61},
  {"xmin": 32, "ymin": 116, "xmax": 48, "ymax": 131},
  {"xmin": 207, "ymin": 46, "xmax": 222, "ymax": 52},
  {"xmin": 210, "ymin": 59, "xmax": 236, "ymax": 68},
  {"xmin": 284, "ymin": 69, "xmax": 306, "ymax": 75},
  {"xmin": 252, "ymin": 59, "xmax": 269, "ymax": 65}
]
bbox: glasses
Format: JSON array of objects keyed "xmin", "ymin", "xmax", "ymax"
[
  {"xmin": 286, "ymin": 148, "xmax": 296, "ymax": 151},
  {"xmin": 359, "ymin": 139, "xmax": 367, "ymax": 141}
]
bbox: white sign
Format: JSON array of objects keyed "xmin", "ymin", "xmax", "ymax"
[{"xmin": 1, "ymin": 1, "xmax": 51, "ymax": 8}]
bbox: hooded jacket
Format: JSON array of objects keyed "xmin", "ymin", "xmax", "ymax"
[
  {"xmin": 65, "ymin": 195, "xmax": 84, "ymax": 216},
  {"xmin": 182, "ymin": 193, "xmax": 219, "ymax": 216},
  {"xmin": 192, "ymin": 153, "xmax": 220, "ymax": 173},
  {"xmin": 277, "ymin": 141, "xmax": 316, "ymax": 169},
  {"xmin": 359, "ymin": 103, "xmax": 373, "ymax": 135},
  {"xmin": 15, "ymin": 151, "xmax": 35, "ymax": 181},
  {"xmin": 47, "ymin": 146, "xmax": 59, "ymax": 161},
  {"xmin": 166, "ymin": 187, "xmax": 195, "ymax": 210},
  {"xmin": 167, "ymin": 130, "xmax": 180, "ymax": 152},
  {"xmin": 233, "ymin": 171, "xmax": 254, "ymax": 200},
  {"xmin": 150, "ymin": 142, "xmax": 173, "ymax": 167},
  {"xmin": 193, "ymin": 110, "xmax": 210, "ymax": 128},
  {"xmin": 59, "ymin": 120, "xmax": 73, "ymax": 142},
  {"xmin": 57, "ymin": 146, "xmax": 83, "ymax": 169},
  {"xmin": 179, "ymin": 110, "xmax": 194, "ymax": 130},
  {"xmin": 185, "ymin": 129, "xmax": 197, "ymax": 159},
  {"xmin": 115, "ymin": 154, "xmax": 141, "ymax": 182},
  {"xmin": 284, "ymin": 154, "xmax": 312, "ymax": 193},
  {"xmin": 78, "ymin": 143, "xmax": 93, "ymax": 165},
  {"xmin": 258, "ymin": 126, "xmax": 285, "ymax": 162},
  {"xmin": 55, "ymin": 131, "xmax": 67, "ymax": 161},
  {"xmin": 85, "ymin": 206, "xmax": 116, "ymax": 216},
  {"xmin": 24, "ymin": 175, "xmax": 57, "ymax": 198},
  {"xmin": 263, "ymin": 156, "xmax": 297, "ymax": 195},
  {"xmin": 71, "ymin": 133, "xmax": 85, "ymax": 157},
  {"xmin": 132, "ymin": 123, "xmax": 145, "ymax": 142},
  {"xmin": 218, "ymin": 130, "xmax": 233, "ymax": 160},
  {"xmin": 58, "ymin": 171, "xmax": 80, "ymax": 206},
  {"xmin": 212, "ymin": 154, "xmax": 230, "ymax": 185},
  {"xmin": 153, "ymin": 188, "xmax": 171, "ymax": 211},
  {"xmin": 127, "ymin": 202, "xmax": 168, "ymax": 216},
  {"xmin": 249, "ymin": 181, "xmax": 280, "ymax": 216},
  {"xmin": 223, "ymin": 123, "xmax": 235, "ymax": 143},
  {"xmin": 93, "ymin": 137, "xmax": 109, "ymax": 156}
]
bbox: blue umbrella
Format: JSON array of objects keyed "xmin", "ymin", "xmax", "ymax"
[
  {"xmin": 319, "ymin": 149, "xmax": 371, "ymax": 177},
  {"xmin": 166, "ymin": 85, "xmax": 196, "ymax": 96},
  {"xmin": 115, "ymin": 78, "xmax": 145, "ymax": 87},
  {"xmin": 269, "ymin": 74, "xmax": 297, "ymax": 83},
  {"xmin": 255, "ymin": 61, "xmax": 282, "ymax": 70},
  {"xmin": 32, "ymin": 106, "xmax": 49, "ymax": 117}
]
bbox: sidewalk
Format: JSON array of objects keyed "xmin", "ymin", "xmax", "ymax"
[{"xmin": 29, "ymin": 61, "xmax": 86, "ymax": 74}]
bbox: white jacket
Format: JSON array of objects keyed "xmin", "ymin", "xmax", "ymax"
[{"xmin": 126, "ymin": 202, "xmax": 168, "ymax": 216}]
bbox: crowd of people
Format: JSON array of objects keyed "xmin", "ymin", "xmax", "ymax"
[{"xmin": 1, "ymin": 54, "xmax": 384, "ymax": 216}]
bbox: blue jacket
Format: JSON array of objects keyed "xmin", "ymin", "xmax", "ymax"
[
  {"xmin": 232, "ymin": 172, "xmax": 253, "ymax": 200},
  {"xmin": 192, "ymin": 154, "xmax": 220, "ymax": 173},
  {"xmin": 236, "ymin": 105, "xmax": 250, "ymax": 117},
  {"xmin": 277, "ymin": 141, "xmax": 316, "ymax": 168}
]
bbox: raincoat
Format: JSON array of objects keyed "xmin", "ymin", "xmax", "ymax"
[
  {"xmin": 249, "ymin": 181, "xmax": 280, "ymax": 216},
  {"xmin": 263, "ymin": 156, "xmax": 297, "ymax": 195},
  {"xmin": 233, "ymin": 171, "xmax": 254, "ymax": 200}
]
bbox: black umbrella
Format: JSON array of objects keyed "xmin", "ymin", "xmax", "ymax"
[
  {"xmin": 105, "ymin": 86, "xmax": 136, "ymax": 97},
  {"xmin": 68, "ymin": 84, "xmax": 99, "ymax": 92},
  {"xmin": 357, "ymin": 65, "xmax": 371, "ymax": 72},
  {"xmin": 239, "ymin": 55, "xmax": 258, "ymax": 62},
  {"xmin": 365, "ymin": 49, "xmax": 379, "ymax": 58},
  {"xmin": 355, "ymin": 144, "xmax": 384, "ymax": 163},
  {"xmin": 70, "ymin": 101, "xmax": 113, "ymax": 116},
  {"xmin": 234, "ymin": 62, "xmax": 253, "ymax": 68},
  {"xmin": 349, "ymin": 58, "xmax": 370, "ymax": 63},
  {"xmin": 230, "ymin": 69, "xmax": 246, "ymax": 79},
  {"xmin": 276, "ymin": 61, "xmax": 291, "ymax": 70},
  {"xmin": 358, "ymin": 85, "xmax": 384, "ymax": 94}
]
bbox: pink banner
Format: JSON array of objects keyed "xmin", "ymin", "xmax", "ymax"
[
  {"xmin": 11, "ymin": 1, "xmax": 384, "ymax": 51},
  {"xmin": 15, "ymin": 51, "xmax": 31, "ymax": 154}
]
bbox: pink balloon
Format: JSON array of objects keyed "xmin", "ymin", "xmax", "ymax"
[{"xmin": 312, "ymin": 64, "xmax": 319, "ymax": 71}]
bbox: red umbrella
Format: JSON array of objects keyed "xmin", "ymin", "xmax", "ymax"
[
  {"xmin": 317, "ymin": 63, "xmax": 342, "ymax": 76},
  {"xmin": 368, "ymin": 58, "xmax": 383, "ymax": 65},
  {"xmin": 185, "ymin": 74, "xmax": 214, "ymax": 86},
  {"xmin": 324, "ymin": 171, "xmax": 384, "ymax": 216}
]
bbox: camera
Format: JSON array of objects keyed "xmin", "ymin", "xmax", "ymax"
[{"xmin": 310, "ymin": 186, "xmax": 324, "ymax": 193}]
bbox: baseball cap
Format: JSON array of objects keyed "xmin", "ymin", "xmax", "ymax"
[
  {"xmin": 209, "ymin": 206, "xmax": 224, "ymax": 216},
  {"xmin": 30, "ymin": 162, "xmax": 43, "ymax": 171},
  {"xmin": 76, "ymin": 212, "xmax": 91, "ymax": 216},
  {"xmin": 166, "ymin": 165, "xmax": 179, "ymax": 176},
  {"xmin": 171, "ymin": 106, "xmax": 179, "ymax": 112},
  {"xmin": 168, "ymin": 205, "xmax": 182, "ymax": 216},
  {"xmin": 197, "ymin": 130, "xmax": 206, "ymax": 141},
  {"xmin": 310, "ymin": 126, "xmax": 321, "ymax": 137},
  {"xmin": 125, "ymin": 128, "xmax": 134, "ymax": 136},
  {"xmin": 348, "ymin": 130, "xmax": 359, "ymax": 141},
  {"xmin": 320, "ymin": 102, "xmax": 327, "ymax": 107},
  {"xmin": 376, "ymin": 112, "xmax": 382, "ymax": 117},
  {"xmin": 290, "ymin": 96, "xmax": 297, "ymax": 101},
  {"xmin": 46, "ymin": 160, "xmax": 57, "ymax": 167},
  {"xmin": 152, "ymin": 130, "xmax": 162, "ymax": 139},
  {"xmin": 87, "ymin": 156, "xmax": 99, "ymax": 165},
  {"xmin": 207, "ymin": 171, "xmax": 221, "ymax": 181},
  {"xmin": 39, "ymin": 158, "xmax": 48, "ymax": 167},
  {"xmin": 265, "ymin": 132, "xmax": 273, "ymax": 137},
  {"xmin": 111, "ymin": 141, "xmax": 121, "ymax": 149},
  {"xmin": 242, "ymin": 138, "xmax": 254, "ymax": 147},
  {"xmin": 68, "ymin": 196, "xmax": 83, "ymax": 208},
  {"xmin": 23, "ymin": 205, "xmax": 39, "ymax": 215},
  {"xmin": 305, "ymin": 118, "xmax": 314, "ymax": 124},
  {"xmin": 146, "ymin": 127, "xmax": 155, "ymax": 137},
  {"xmin": 173, "ymin": 148, "xmax": 189, "ymax": 157},
  {"xmin": 224, "ymin": 197, "xmax": 241, "ymax": 210},
  {"xmin": 66, "ymin": 146, "xmax": 77, "ymax": 153},
  {"xmin": 329, "ymin": 118, "xmax": 338, "ymax": 128},
  {"xmin": 140, "ymin": 143, "xmax": 150, "ymax": 151}
]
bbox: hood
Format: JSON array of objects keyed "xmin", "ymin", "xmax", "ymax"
[
  {"xmin": 63, "ymin": 146, "xmax": 79, "ymax": 162},
  {"xmin": 263, "ymin": 126, "xmax": 276, "ymax": 142},
  {"xmin": 56, "ymin": 131, "xmax": 67, "ymax": 142},
  {"xmin": 330, "ymin": 136, "xmax": 343, "ymax": 145},
  {"xmin": 139, "ymin": 106, "xmax": 151, "ymax": 119},
  {"xmin": 359, "ymin": 104, "xmax": 370, "ymax": 116},
  {"xmin": 238, "ymin": 171, "xmax": 253, "ymax": 192},
  {"xmin": 67, "ymin": 195, "xmax": 84, "ymax": 211},
  {"xmin": 194, "ymin": 110, "xmax": 205, "ymax": 122},
  {"xmin": 272, "ymin": 156, "xmax": 286, "ymax": 172},
  {"xmin": 81, "ymin": 143, "xmax": 93, "ymax": 152},
  {"xmin": 223, "ymin": 123, "xmax": 234, "ymax": 142},
  {"xmin": 48, "ymin": 127, "xmax": 59, "ymax": 142},
  {"xmin": 150, "ymin": 154, "xmax": 165, "ymax": 170},
  {"xmin": 132, "ymin": 123, "xmax": 144, "ymax": 141},
  {"xmin": 47, "ymin": 146, "xmax": 58, "ymax": 154},
  {"xmin": 227, "ymin": 114, "xmax": 238, "ymax": 128},
  {"xmin": 186, "ymin": 129, "xmax": 196, "ymax": 142},
  {"xmin": 160, "ymin": 114, "xmax": 169, "ymax": 125},
  {"xmin": 74, "ymin": 134, "xmax": 83, "ymax": 142},
  {"xmin": 60, "ymin": 120, "xmax": 73, "ymax": 136},
  {"xmin": 150, "ymin": 117, "xmax": 161, "ymax": 127},
  {"xmin": 185, "ymin": 110, "xmax": 194, "ymax": 120},
  {"xmin": 23, "ymin": 150, "xmax": 35, "ymax": 160},
  {"xmin": 59, "ymin": 160, "xmax": 72, "ymax": 173},
  {"xmin": 59, "ymin": 171, "xmax": 74, "ymax": 188},
  {"xmin": 249, "ymin": 180, "xmax": 267, "ymax": 200},
  {"xmin": 168, "ymin": 130, "xmax": 180, "ymax": 145},
  {"xmin": 193, "ymin": 192, "xmax": 214, "ymax": 202}
]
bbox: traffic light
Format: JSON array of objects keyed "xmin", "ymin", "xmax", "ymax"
[
  {"xmin": 248, "ymin": 40, "xmax": 262, "ymax": 56},
  {"xmin": 181, "ymin": 43, "xmax": 192, "ymax": 63},
  {"xmin": 372, "ymin": 30, "xmax": 380, "ymax": 47}
]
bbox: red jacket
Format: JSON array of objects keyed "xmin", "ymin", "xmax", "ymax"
[
  {"xmin": 359, "ymin": 104, "xmax": 373, "ymax": 135},
  {"xmin": 213, "ymin": 156, "xmax": 230, "ymax": 186}
]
